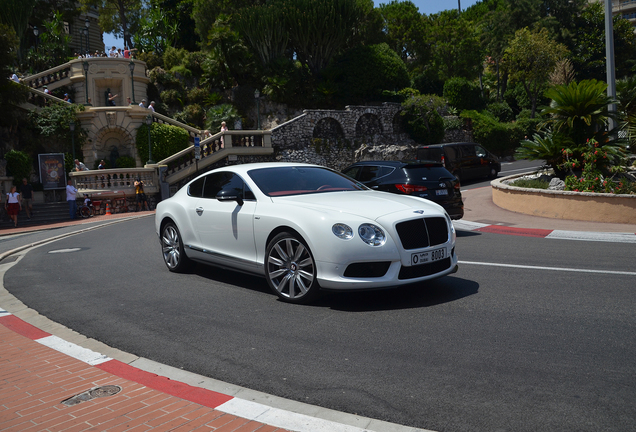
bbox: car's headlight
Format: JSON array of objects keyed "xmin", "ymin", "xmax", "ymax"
[
  {"xmin": 358, "ymin": 224, "xmax": 386, "ymax": 246},
  {"xmin": 332, "ymin": 223, "xmax": 353, "ymax": 240}
]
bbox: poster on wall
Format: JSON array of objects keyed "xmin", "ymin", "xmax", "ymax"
[{"xmin": 38, "ymin": 153, "xmax": 67, "ymax": 190}]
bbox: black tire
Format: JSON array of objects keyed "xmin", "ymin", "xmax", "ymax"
[
  {"xmin": 80, "ymin": 206, "xmax": 91, "ymax": 218},
  {"xmin": 160, "ymin": 222, "xmax": 193, "ymax": 273},
  {"xmin": 488, "ymin": 167, "xmax": 498, "ymax": 179},
  {"xmin": 265, "ymin": 232, "xmax": 321, "ymax": 304}
]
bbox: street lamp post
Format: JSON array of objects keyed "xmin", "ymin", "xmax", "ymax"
[
  {"xmin": 69, "ymin": 120, "xmax": 76, "ymax": 160},
  {"xmin": 604, "ymin": 0, "xmax": 617, "ymax": 132},
  {"xmin": 146, "ymin": 114, "xmax": 154, "ymax": 165},
  {"xmin": 254, "ymin": 89, "xmax": 260, "ymax": 130},
  {"xmin": 129, "ymin": 60, "xmax": 135, "ymax": 104},
  {"xmin": 84, "ymin": 18, "xmax": 90, "ymax": 54},
  {"xmin": 83, "ymin": 61, "xmax": 90, "ymax": 105}
]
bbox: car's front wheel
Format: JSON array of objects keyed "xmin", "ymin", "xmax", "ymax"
[
  {"xmin": 160, "ymin": 222, "xmax": 193, "ymax": 273},
  {"xmin": 265, "ymin": 232, "xmax": 320, "ymax": 304}
]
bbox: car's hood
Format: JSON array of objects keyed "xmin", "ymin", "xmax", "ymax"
[{"xmin": 271, "ymin": 190, "xmax": 445, "ymax": 220}]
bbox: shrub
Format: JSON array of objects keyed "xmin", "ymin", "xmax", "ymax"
[
  {"xmin": 187, "ymin": 87, "xmax": 209, "ymax": 106},
  {"xmin": 160, "ymin": 89, "xmax": 184, "ymax": 107},
  {"xmin": 461, "ymin": 110, "xmax": 517, "ymax": 155},
  {"xmin": 136, "ymin": 51, "xmax": 163, "ymax": 69},
  {"xmin": 206, "ymin": 104, "xmax": 242, "ymax": 132},
  {"xmin": 116, "ymin": 156, "xmax": 136, "ymax": 168},
  {"xmin": 136, "ymin": 122, "xmax": 190, "ymax": 163},
  {"xmin": 486, "ymin": 102, "xmax": 514, "ymax": 122},
  {"xmin": 511, "ymin": 178, "xmax": 550, "ymax": 189},
  {"xmin": 174, "ymin": 104, "xmax": 205, "ymax": 128},
  {"xmin": 328, "ymin": 43, "xmax": 410, "ymax": 104},
  {"xmin": 5, "ymin": 150, "xmax": 32, "ymax": 184},
  {"xmin": 401, "ymin": 94, "xmax": 446, "ymax": 145},
  {"xmin": 443, "ymin": 77, "xmax": 484, "ymax": 111}
]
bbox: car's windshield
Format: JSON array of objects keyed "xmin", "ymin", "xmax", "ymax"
[{"xmin": 248, "ymin": 166, "xmax": 367, "ymax": 197}]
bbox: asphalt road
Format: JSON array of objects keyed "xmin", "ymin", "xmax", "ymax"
[{"xmin": 5, "ymin": 212, "xmax": 636, "ymax": 432}]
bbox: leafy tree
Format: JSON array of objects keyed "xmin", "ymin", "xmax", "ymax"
[
  {"xmin": 234, "ymin": 2, "xmax": 288, "ymax": 68},
  {"xmin": 0, "ymin": 0, "xmax": 36, "ymax": 61},
  {"xmin": 478, "ymin": 7, "xmax": 513, "ymax": 101},
  {"xmin": 205, "ymin": 103, "xmax": 241, "ymax": 132},
  {"xmin": 502, "ymin": 27, "xmax": 567, "ymax": 117},
  {"xmin": 377, "ymin": 1, "xmax": 425, "ymax": 63},
  {"xmin": 5, "ymin": 150, "xmax": 32, "ymax": 185},
  {"xmin": 133, "ymin": 5, "xmax": 180, "ymax": 54},
  {"xmin": 400, "ymin": 94, "xmax": 446, "ymax": 145},
  {"xmin": 425, "ymin": 10, "xmax": 482, "ymax": 81},
  {"xmin": 27, "ymin": 103, "xmax": 87, "ymax": 154},
  {"xmin": 443, "ymin": 77, "xmax": 484, "ymax": 111},
  {"xmin": 79, "ymin": 0, "xmax": 143, "ymax": 49},
  {"xmin": 28, "ymin": 12, "xmax": 71, "ymax": 71},
  {"xmin": 0, "ymin": 23, "xmax": 28, "ymax": 127},
  {"xmin": 327, "ymin": 43, "xmax": 410, "ymax": 104},
  {"xmin": 569, "ymin": 2, "xmax": 636, "ymax": 82}
]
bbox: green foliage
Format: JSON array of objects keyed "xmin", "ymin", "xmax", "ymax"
[
  {"xmin": 561, "ymin": 139, "xmax": 635, "ymax": 194},
  {"xmin": 135, "ymin": 122, "xmax": 190, "ymax": 163},
  {"xmin": 135, "ymin": 50, "xmax": 163, "ymax": 69},
  {"xmin": 515, "ymin": 130, "xmax": 572, "ymax": 173},
  {"xmin": 27, "ymin": 104, "xmax": 87, "ymax": 153},
  {"xmin": 116, "ymin": 156, "xmax": 136, "ymax": 168},
  {"xmin": 462, "ymin": 110, "xmax": 520, "ymax": 156},
  {"xmin": 443, "ymin": 77, "xmax": 484, "ymax": 111},
  {"xmin": 187, "ymin": 87, "xmax": 209, "ymax": 105},
  {"xmin": 164, "ymin": 46, "xmax": 189, "ymax": 70},
  {"xmin": 502, "ymin": 27, "xmax": 568, "ymax": 117},
  {"xmin": 174, "ymin": 103, "xmax": 205, "ymax": 127},
  {"xmin": 486, "ymin": 102, "xmax": 514, "ymax": 122},
  {"xmin": 0, "ymin": 23, "xmax": 28, "ymax": 126},
  {"xmin": 149, "ymin": 67, "xmax": 182, "ymax": 89},
  {"xmin": 205, "ymin": 104, "xmax": 241, "ymax": 132},
  {"xmin": 5, "ymin": 150, "xmax": 32, "ymax": 184},
  {"xmin": 378, "ymin": 0, "xmax": 426, "ymax": 63},
  {"xmin": 400, "ymin": 94, "xmax": 446, "ymax": 145},
  {"xmin": 541, "ymin": 79, "xmax": 618, "ymax": 147},
  {"xmin": 443, "ymin": 116, "xmax": 463, "ymax": 131},
  {"xmin": 327, "ymin": 43, "xmax": 410, "ymax": 104},
  {"xmin": 234, "ymin": 2, "xmax": 289, "ymax": 68},
  {"xmin": 510, "ymin": 178, "xmax": 550, "ymax": 189},
  {"xmin": 160, "ymin": 88, "xmax": 184, "ymax": 107}
]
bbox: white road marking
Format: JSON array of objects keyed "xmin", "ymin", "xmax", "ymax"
[
  {"xmin": 36, "ymin": 335, "xmax": 112, "ymax": 365},
  {"xmin": 458, "ymin": 261, "xmax": 636, "ymax": 276}
]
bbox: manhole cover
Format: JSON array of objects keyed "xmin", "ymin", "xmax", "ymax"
[{"xmin": 61, "ymin": 385, "xmax": 122, "ymax": 406}]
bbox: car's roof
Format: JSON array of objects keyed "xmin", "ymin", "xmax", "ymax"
[
  {"xmin": 347, "ymin": 160, "xmax": 443, "ymax": 167},
  {"xmin": 418, "ymin": 142, "xmax": 477, "ymax": 148}
]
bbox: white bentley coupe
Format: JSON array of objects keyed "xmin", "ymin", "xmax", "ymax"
[{"xmin": 155, "ymin": 162, "xmax": 458, "ymax": 304}]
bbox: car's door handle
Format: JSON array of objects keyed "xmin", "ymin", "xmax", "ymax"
[
  {"xmin": 371, "ymin": 186, "xmax": 379, "ymax": 189},
  {"xmin": 196, "ymin": 207, "xmax": 204, "ymax": 215}
]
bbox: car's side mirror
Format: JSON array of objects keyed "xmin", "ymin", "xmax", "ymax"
[{"xmin": 216, "ymin": 190, "xmax": 244, "ymax": 206}]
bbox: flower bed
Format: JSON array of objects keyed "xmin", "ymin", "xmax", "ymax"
[{"xmin": 492, "ymin": 173, "xmax": 636, "ymax": 224}]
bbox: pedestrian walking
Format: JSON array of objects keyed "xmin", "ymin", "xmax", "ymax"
[
  {"xmin": 20, "ymin": 178, "xmax": 33, "ymax": 220},
  {"xmin": 66, "ymin": 179, "xmax": 78, "ymax": 219},
  {"xmin": 134, "ymin": 178, "xmax": 150, "ymax": 211},
  {"xmin": 5, "ymin": 186, "xmax": 21, "ymax": 227}
]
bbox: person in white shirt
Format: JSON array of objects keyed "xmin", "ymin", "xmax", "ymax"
[
  {"xmin": 139, "ymin": 98, "xmax": 147, "ymax": 108},
  {"xmin": 66, "ymin": 179, "xmax": 78, "ymax": 219},
  {"xmin": 149, "ymin": 101, "xmax": 155, "ymax": 112},
  {"xmin": 108, "ymin": 46, "xmax": 117, "ymax": 57}
]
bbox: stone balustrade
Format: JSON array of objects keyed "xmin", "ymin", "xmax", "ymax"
[{"xmin": 70, "ymin": 167, "xmax": 158, "ymax": 196}]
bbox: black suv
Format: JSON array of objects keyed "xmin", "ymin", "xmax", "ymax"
[
  {"xmin": 416, "ymin": 142, "xmax": 500, "ymax": 181},
  {"xmin": 342, "ymin": 160, "xmax": 464, "ymax": 220}
]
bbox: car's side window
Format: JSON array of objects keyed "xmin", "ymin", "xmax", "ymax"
[
  {"xmin": 203, "ymin": 172, "xmax": 234, "ymax": 199},
  {"xmin": 188, "ymin": 177, "xmax": 205, "ymax": 197},
  {"xmin": 475, "ymin": 146, "xmax": 487, "ymax": 158},
  {"xmin": 244, "ymin": 185, "xmax": 256, "ymax": 201},
  {"xmin": 342, "ymin": 167, "xmax": 361, "ymax": 180},
  {"xmin": 359, "ymin": 166, "xmax": 382, "ymax": 182},
  {"xmin": 461, "ymin": 145, "xmax": 476, "ymax": 157}
]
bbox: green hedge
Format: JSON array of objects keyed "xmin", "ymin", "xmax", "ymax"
[
  {"xmin": 461, "ymin": 110, "xmax": 539, "ymax": 156},
  {"xmin": 443, "ymin": 77, "xmax": 484, "ymax": 111},
  {"xmin": 136, "ymin": 122, "xmax": 190, "ymax": 163}
]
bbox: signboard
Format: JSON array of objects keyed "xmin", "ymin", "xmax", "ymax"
[
  {"xmin": 38, "ymin": 153, "xmax": 67, "ymax": 190},
  {"xmin": 194, "ymin": 136, "xmax": 201, "ymax": 160}
]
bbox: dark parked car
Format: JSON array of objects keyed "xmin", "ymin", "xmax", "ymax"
[
  {"xmin": 342, "ymin": 160, "xmax": 464, "ymax": 220},
  {"xmin": 416, "ymin": 142, "xmax": 501, "ymax": 181}
]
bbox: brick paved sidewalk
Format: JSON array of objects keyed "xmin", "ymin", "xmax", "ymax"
[{"xmin": 0, "ymin": 318, "xmax": 291, "ymax": 432}]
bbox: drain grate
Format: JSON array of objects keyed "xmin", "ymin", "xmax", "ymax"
[{"xmin": 61, "ymin": 385, "xmax": 122, "ymax": 406}]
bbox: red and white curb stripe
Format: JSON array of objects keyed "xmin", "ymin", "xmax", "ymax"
[
  {"xmin": 453, "ymin": 221, "xmax": 636, "ymax": 243},
  {"xmin": 0, "ymin": 309, "xmax": 424, "ymax": 432}
]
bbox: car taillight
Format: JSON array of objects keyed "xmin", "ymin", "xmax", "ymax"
[
  {"xmin": 441, "ymin": 155, "xmax": 445, "ymax": 167},
  {"xmin": 396, "ymin": 184, "xmax": 427, "ymax": 194},
  {"xmin": 454, "ymin": 181, "xmax": 461, "ymax": 190}
]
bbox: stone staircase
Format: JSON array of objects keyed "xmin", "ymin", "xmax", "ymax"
[{"xmin": 1, "ymin": 201, "xmax": 71, "ymax": 230}]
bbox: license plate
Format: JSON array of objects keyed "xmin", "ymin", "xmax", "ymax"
[
  {"xmin": 436, "ymin": 189, "xmax": 448, "ymax": 195},
  {"xmin": 411, "ymin": 247, "xmax": 446, "ymax": 266}
]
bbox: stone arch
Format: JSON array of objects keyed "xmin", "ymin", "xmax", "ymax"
[
  {"xmin": 355, "ymin": 113, "xmax": 383, "ymax": 136},
  {"xmin": 312, "ymin": 117, "xmax": 345, "ymax": 140},
  {"xmin": 92, "ymin": 125, "xmax": 136, "ymax": 168}
]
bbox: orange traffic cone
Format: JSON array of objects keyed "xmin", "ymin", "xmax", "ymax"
[{"xmin": 105, "ymin": 203, "xmax": 112, "ymax": 215}]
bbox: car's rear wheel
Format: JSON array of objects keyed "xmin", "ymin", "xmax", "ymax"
[
  {"xmin": 488, "ymin": 167, "xmax": 498, "ymax": 179},
  {"xmin": 161, "ymin": 222, "xmax": 193, "ymax": 273},
  {"xmin": 265, "ymin": 232, "xmax": 320, "ymax": 304}
]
